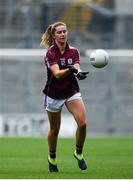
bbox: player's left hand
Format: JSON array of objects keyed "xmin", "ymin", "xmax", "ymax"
[{"xmin": 76, "ymin": 71, "xmax": 89, "ymax": 80}]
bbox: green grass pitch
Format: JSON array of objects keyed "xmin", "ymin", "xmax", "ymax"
[{"xmin": 0, "ymin": 137, "xmax": 133, "ymax": 179}]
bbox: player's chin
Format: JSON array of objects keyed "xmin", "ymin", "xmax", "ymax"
[{"xmin": 60, "ymin": 39, "xmax": 67, "ymax": 43}]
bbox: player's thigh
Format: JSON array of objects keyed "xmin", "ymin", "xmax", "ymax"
[
  {"xmin": 47, "ymin": 111, "xmax": 61, "ymax": 130},
  {"xmin": 65, "ymin": 99, "xmax": 87, "ymax": 126}
]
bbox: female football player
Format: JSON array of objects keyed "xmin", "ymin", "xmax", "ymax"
[{"xmin": 40, "ymin": 22, "xmax": 89, "ymax": 172}]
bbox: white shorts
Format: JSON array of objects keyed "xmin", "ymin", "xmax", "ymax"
[{"xmin": 44, "ymin": 92, "xmax": 82, "ymax": 112}]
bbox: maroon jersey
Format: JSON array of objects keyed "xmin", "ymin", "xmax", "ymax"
[{"xmin": 42, "ymin": 42, "xmax": 80, "ymax": 99}]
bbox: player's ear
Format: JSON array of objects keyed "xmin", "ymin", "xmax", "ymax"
[{"xmin": 52, "ymin": 34, "xmax": 56, "ymax": 39}]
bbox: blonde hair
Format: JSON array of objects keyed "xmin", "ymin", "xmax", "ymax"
[{"xmin": 40, "ymin": 22, "xmax": 66, "ymax": 48}]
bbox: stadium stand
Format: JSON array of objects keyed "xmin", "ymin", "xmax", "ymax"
[{"xmin": 1, "ymin": 0, "xmax": 133, "ymax": 49}]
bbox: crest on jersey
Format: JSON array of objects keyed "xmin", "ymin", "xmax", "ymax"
[{"xmin": 68, "ymin": 58, "xmax": 72, "ymax": 64}]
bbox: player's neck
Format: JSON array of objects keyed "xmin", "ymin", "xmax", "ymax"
[{"xmin": 56, "ymin": 41, "xmax": 66, "ymax": 54}]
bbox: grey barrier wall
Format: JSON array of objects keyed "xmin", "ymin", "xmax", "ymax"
[
  {"xmin": 0, "ymin": 113, "xmax": 76, "ymax": 137},
  {"xmin": 0, "ymin": 49, "xmax": 133, "ymax": 136}
]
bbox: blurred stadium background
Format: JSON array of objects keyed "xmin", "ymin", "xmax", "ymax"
[{"xmin": 0, "ymin": 0, "xmax": 133, "ymax": 137}]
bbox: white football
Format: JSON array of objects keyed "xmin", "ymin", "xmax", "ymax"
[{"xmin": 90, "ymin": 49, "xmax": 109, "ymax": 68}]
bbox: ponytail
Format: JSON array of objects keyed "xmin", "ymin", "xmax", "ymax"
[
  {"xmin": 40, "ymin": 22, "xmax": 66, "ymax": 48},
  {"xmin": 40, "ymin": 24, "xmax": 53, "ymax": 48}
]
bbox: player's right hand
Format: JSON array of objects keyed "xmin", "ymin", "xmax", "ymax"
[
  {"xmin": 76, "ymin": 71, "xmax": 89, "ymax": 80},
  {"xmin": 67, "ymin": 65, "xmax": 78, "ymax": 74}
]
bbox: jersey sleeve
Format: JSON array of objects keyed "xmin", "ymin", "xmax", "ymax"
[
  {"xmin": 45, "ymin": 50, "xmax": 57, "ymax": 68},
  {"xmin": 73, "ymin": 49, "xmax": 80, "ymax": 64}
]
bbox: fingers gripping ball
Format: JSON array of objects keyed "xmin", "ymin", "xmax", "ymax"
[{"xmin": 90, "ymin": 49, "xmax": 109, "ymax": 68}]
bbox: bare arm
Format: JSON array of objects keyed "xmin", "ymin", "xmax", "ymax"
[
  {"xmin": 50, "ymin": 63, "xmax": 81, "ymax": 79},
  {"xmin": 50, "ymin": 64, "xmax": 71, "ymax": 79},
  {"xmin": 74, "ymin": 63, "xmax": 81, "ymax": 72}
]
